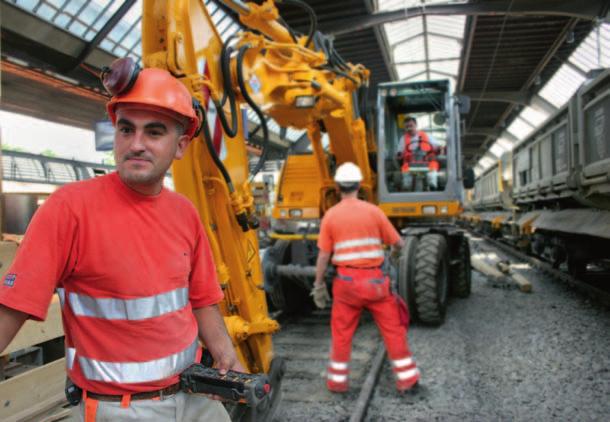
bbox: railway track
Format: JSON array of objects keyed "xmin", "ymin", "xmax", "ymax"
[
  {"xmin": 469, "ymin": 232, "xmax": 610, "ymax": 308},
  {"xmin": 271, "ymin": 310, "xmax": 386, "ymax": 422}
]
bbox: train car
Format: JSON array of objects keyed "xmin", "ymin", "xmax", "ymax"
[
  {"xmin": 471, "ymin": 69, "xmax": 610, "ymax": 275},
  {"xmin": 469, "ymin": 154, "xmax": 514, "ymax": 237}
]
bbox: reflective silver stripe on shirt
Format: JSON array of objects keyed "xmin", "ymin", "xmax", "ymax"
[
  {"xmin": 332, "ymin": 249, "xmax": 384, "ymax": 262},
  {"xmin": 66, "ymin": 347, "xmax": 76, "ymax": 370},
  {"xmin": 69, "ymin": 287, "xmax": 189, "ymax": 320},
  {"xmin": 79, "ymin": 338, "xmax": 199, "ymax": 383},
  {"xmin": 334, "ymin": 238, "xmax": 381, "ymax": 251},
  {"xmin": 56, "ymin": 288, "xmax": 66, "ymax": 308}
]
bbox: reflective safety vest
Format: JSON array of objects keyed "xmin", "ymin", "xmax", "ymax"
[
  {"xmin": 332, "ymin": 236, "xmax": 385, "ymax": 267},
  {"xmin": 56, "ymin": 284, "xmax": 199, "ymax": 393},
  {"xmin": 318, "ymin": 198, "xmax": 400, "ymax": 268},
  {"xmin": 401, "ymin": 131, "xmax": 439, "ymax": 172}
]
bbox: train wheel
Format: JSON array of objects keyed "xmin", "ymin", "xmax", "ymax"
[
  {"xmin": 450, "ymin": 236, "xmax": 472, "ymax": 298},
  {"xmin": 412, "ymin": 234, "xmax": 449, "ymax": 325}
]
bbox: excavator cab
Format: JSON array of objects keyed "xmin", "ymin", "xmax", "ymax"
[{"xmin": 377, "ymin": 80, "xmax": 465, "ymax": 211}]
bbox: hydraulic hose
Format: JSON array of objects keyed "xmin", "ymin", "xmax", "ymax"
[
  {"xmin": 196, "ymin": 101, "xmax": 250, "ymax": 232},
  {"xmin": 236, "ymin": 44, "xmax": 270, "ymax": 180},
  {"xmin": 278, "ymin": 0, "xmax": 317, "ymax": 48},
  {"xmin": 215, "ymin": 35, "xmax": 239, "ymax": 138}
]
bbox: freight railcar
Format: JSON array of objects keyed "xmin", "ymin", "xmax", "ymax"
[{"xmin": 467, "ymin": 69, "xmax": 610, "ymax": 275}]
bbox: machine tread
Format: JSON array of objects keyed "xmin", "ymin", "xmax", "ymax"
[
  {"xmin": 413, "ymin": 234, "xmax": 448, "ymax": 325},
  {"xmin": 451, "ymin": 237, "xmax": 472, "ymax": 298}
]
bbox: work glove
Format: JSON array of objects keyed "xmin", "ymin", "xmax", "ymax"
[
  {"xmin": 310, "ymin": 283, "xmax": 331, "ymax": 309},
  {"xmin": 390, "ymin": 248, "xmax": 401, "ymax": 266}
]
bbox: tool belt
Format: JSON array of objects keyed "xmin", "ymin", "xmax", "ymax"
[
  {"xmin": 88, "ymin": 383, "xmax": 181, "ymax": 402},
  {"xmin": 65, "ymin": 378, "xmax": 180, "ymax": 404}
]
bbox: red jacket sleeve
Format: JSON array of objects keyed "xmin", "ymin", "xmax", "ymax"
[
  {"xmin": 188, "ymin": 221, "xmax": 224, "ymax": 309},
  {"xmin": 0, "ymin": 194, "xmax": 78, "ymax": 321}
]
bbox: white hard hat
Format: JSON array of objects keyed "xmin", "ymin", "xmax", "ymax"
[{"xmin": 334, "ymin": 162, "xmax": 363, "ymax": 183}]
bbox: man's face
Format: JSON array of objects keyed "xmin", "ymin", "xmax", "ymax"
[
  {"xmin": 114, "ymin": 106, "xmax": 190, "ymax": 189},
  {"xmin": 405, "ymin": 119, "xmax": 417, "ymax": 135}
]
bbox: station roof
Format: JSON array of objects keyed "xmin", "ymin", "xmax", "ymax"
[{"xmin": 1, "ymin": 0, "xmax": 609, "ymax": 168}]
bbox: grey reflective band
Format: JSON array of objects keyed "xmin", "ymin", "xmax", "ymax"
[
  {"xmin": 333, "ymin": 250, "xmax": 384, "ymax": 262},
  {"xmin": 79, "ymin": 338, "xmax": 199, "ymax": 383},
  {"xmin": 69, "ymin": 288, "xmax": 189, "ymax": 320},
  {"xmin": 56, "ymin": 288, "xmax": 66, "ymax": 308},
  {"xmin": 66, "ymin": 347, "xmax": 76, "ymax": 370},
  {"xmin": 334, "ymin": 237, "xmax": 381, "ymax": 251}
]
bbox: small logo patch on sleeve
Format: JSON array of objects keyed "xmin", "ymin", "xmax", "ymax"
[{"xmin": 4, "ymin": 274, "xmax": 16, "ymax": 287}]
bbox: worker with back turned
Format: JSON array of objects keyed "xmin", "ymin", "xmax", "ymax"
[{"xmin": 310, "ymin": 162, "xmax": 420, "ymax": 393}]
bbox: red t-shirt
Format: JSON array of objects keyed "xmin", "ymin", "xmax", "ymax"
[
  {"xmin": 0, "ymin": 172, "xmax": 223, "ymax": 394},
  {"xmin": 318, "ymin": 197, "xmax": 400, "ymax": 267}
]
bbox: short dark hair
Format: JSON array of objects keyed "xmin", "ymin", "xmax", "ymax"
[
  {"xmin": 338, "ymin": 182, "xmax": 360, "ymax": 193},
  {"xmin": 404, "ymin": 116, "xmax": 417, "ymax": 125}
]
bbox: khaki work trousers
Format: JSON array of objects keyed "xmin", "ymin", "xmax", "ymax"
[{"xmin": 68, "ymin": 391, "xmax": 231, "ymax": 422}]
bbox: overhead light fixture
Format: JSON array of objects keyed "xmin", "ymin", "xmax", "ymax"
[
  {"xmin": 534, "ymin": 75, "xmax": 541, "ymax": 86},
  {"xmin": 566, "ymin": 31, "xmax": 575, "ymax": 44}
]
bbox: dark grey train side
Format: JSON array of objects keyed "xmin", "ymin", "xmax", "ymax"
[{"xmin": 465, "ymin": 69, "xmax": 610, "ymax": 275}]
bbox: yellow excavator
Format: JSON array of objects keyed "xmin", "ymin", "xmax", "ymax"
[
  {"xmin": 260, "ymin": 27, "xmax": 476, "ymax": 326},
  {"xmin": 139, "ymin": 0, "xmax": 377, "ymax": 417},
  {"xmin": 140, "ymin": 0, "xmax": 473, "ymax": 417}
]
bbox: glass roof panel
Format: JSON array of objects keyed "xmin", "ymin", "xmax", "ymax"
[
  {"xmin": 384, "ymin": 16, "xmax": 423, "ymax": 45},
  {"xmin": 518, "ymin": 106, "xmax": 549, "ymax": 128},
  {"xmin": 396, "ymin": 62, "xmax": 427, "ymax": 80},
  {"xmin": 426, "ymin": 15, "xmax": 465, "ymax": 38},
  {"xmin": 11, "ymin": 0, "xmax": 124, "ymax": 42},
  {"xmin": 393, "ymin": 37, "xmax": 426, "ymax": 63},
  {"xmin": 378, "ymin": 0, "xmax": 459, "ymax": 11},
  {"xmin": 538, "ymin": 64, "xmax": 585, "ymax": 108},
  {"xmin": 569, "ymin": 23, "xmax": 610, "ymax": 72},
  {"xmin": 489, "ymin": 142, "xmax": 506, "ymax": 158},
  {"xmin": 506, "ymin": 117, "xmax": 534, "ymax": 140}
]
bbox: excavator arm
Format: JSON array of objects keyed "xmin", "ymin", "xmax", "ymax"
[{"xmin": 140, "ymin": 2, "xmax": 373, "ymax": 415}]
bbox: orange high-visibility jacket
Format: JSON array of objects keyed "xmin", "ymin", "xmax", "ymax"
[{"xmin": 401, "ymin": 131, "xmax": 439, "ymax": 172}]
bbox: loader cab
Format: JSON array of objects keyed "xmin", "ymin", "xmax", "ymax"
[{"xmin": 377, "ymin": 80, "xmax": 465, "ymax": 218}]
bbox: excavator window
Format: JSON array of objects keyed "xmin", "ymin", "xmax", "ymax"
[{"xmin": 384, "ymin": 110, "xmax": 449, "ymax": 193}]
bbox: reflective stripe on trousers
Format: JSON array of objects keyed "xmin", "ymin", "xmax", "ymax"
[
  {"xmin": 327, "ymin": 360, "xmax": 349, "ymax": 384},
  {"xmin": 77, "ymin": 337, "xmax": 199, "ymax": 383},
  {"xmin": 69, "ymin": 287, "xmax": 189, "ymax": 320}
]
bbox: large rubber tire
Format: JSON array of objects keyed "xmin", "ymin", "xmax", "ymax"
[
  {"xmin": 412, "ymin": 234, "xmax": 449, "ymax": 325},
  {"xmin": 397, "ymin": 236, "xmax": 419, "ymax": 320},
  {"xmin": 450, "ymin": 237, "xmax": 472, "ymax": 298}
]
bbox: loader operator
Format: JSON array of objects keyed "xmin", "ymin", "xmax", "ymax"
[
  {"xmin": 397, "ymin": 115, "xmax": 441, "ymax": 191},
  {"xmin": 310, "ymin": 162, "xmax": 420, "ymax": 393},
  {"xmin": 0, "ymin": 64, "xmax": 240, "ymax": 422}
]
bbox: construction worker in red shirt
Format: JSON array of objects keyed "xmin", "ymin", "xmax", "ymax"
[
  {"xmin": 397, "ymin": 115, "xmax": 441, "ymax": 191},
  {"xmin": 0, "ymin": 60, "xmax": 240, "ymax": 421},
  {"xmin": 310, "ymin": 162, "xmax": 420, "ymax": 393}
]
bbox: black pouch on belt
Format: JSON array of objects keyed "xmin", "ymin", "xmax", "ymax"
[{"xmin": 65, "ymin": 377, "xmax": 82, "ymax": 406}]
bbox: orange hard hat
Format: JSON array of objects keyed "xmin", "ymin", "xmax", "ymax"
[{"xmin": 106, "ymin": 67, "xmax": 200, "ymax": 138}]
